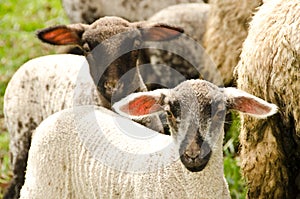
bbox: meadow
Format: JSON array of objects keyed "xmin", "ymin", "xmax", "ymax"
[{"xmin": 0, "ymin": 0, "xmax": 246, "ymax": 198}]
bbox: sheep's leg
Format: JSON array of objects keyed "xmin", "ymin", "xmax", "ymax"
[
  {"xmin": 4, "ymin": 133, "xmax": 31, "ymax": 199},
  {"xmin": 4, "ymin": 127, "xmax": 34, "ymax": 199}
]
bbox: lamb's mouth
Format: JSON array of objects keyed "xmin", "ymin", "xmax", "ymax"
[{"xmin": 180, "ymin": 149, "xmax": 212, "ymax": 172}]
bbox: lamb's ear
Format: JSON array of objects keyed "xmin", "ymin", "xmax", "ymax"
[
  {"xmin": 224, "ymin": 88, "xmax": 278, "ymax": 118},
  {"xmin": 136, "ymin": 22, "xmax": 184, "ymax": 41},
  {"xmin": 113, "ymin": 91, "xmax": 167, "ymax": 119},
  {"xmin": 36, "ymin": 24, "xmax": 88, "ymax": 45}
]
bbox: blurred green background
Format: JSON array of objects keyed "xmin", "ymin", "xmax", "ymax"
[{"xmin": 0, "ymin": 0, "xmax": 246, "ymax": 198}]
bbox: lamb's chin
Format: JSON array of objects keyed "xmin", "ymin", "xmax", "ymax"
[{"xmin": 179, "ymin": 151, "xmax": 212, "ymax": 172}]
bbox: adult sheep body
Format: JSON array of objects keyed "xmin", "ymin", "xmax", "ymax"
[
  {"xmin": 20, "ymin": 79, "xmax": 277, "ymax": 199},
  {"xmin": 203, "ymin": 0, "xmax": 263, "ymax": 86},
  {"xmin": 235, "ymin": 0, "xmax": 300, "ymax": 198}
]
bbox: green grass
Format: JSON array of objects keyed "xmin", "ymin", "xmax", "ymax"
[
  {"xmin": 223, "ymin": 113, "xmax": 247, "ymax": 199},
  {"xmin": 0, "ymin": 133, "xmax": 11, "ymax": 195},
  {"xmin": 0, "ymin": 1, "xmax": 246, "ymax": 198}
]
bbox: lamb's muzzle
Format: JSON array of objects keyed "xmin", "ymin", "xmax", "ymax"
[{"xmin": 179, "ymin": 132, "xmax": 212, "ymax": 172}]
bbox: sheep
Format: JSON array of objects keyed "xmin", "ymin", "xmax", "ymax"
[
  {"xmin": 62, "ymin": 2, "xmax": 216, "ymax": 89},
  {"xmin": 3, "ymin": 16, "xmax": 183, "ymax": 199},
  {"xmin": 19, "ymin": 79, "xmax": 277, "ymax": 198},
  {"xmin": 203, "ymin": 0, "xmax": 263, "ymax": 86},
  {"xmin": 36, "ymin": 16, "xmax": 184, "ymax": 100},
  {"xmin": 139, "ymin": 3, "xmax": 221, "ymax": 90},
  {"xmin": 235, "ymin": 0, "xmax": 300, "ymax": 198},
  {"xmin": 61, "ymin": 0, "xmax": 206, "ymax": 24}
]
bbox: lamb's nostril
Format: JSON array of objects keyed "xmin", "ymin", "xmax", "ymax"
[
  {"xmin": 184, "ymin": 138, "xmax": 202, "ymax": 159},
  {"xmin": 105, "ymin": 80, "xmax": 120, "ymax": 93},
  {"xmin": 185, "ymin": 149, "xmax": 201, "ymax": 160}
]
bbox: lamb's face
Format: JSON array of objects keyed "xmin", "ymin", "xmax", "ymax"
[
  {"xmin": 83, "ymin": 17, "xmax": 143, "ymax": 102},
  {"xmin": 161, "ymin": 80, "xmax": 226, "ymax": 172},
  {"xmin": 37, "ymin": 16, "xmax": 183, "ymax": 104}
]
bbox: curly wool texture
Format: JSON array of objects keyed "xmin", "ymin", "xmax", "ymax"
[
  {"xmin": 203, "ymin": 0, "xmax": 262, "ymax": 86},
  {"xmin": 235, "ymin": 0, "xmax": 300, "ymax": 198},
  {"xmin": 62, "ymin": 0, "xmax": 205, "ymax": 24},
  {"xmin": 20, "ymin": 105, "xmax": 230, "ymax": 199}
]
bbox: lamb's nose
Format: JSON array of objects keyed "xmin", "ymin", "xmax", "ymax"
[
  {"xmin": 185, "ymin": 140, "xmax": 211, "ymax": 161},
  {"xmin": 180, "ymin": 140, "xmax": 212, "ymax": 172},
  {"xmin": 105, "ymin": 80, "xmax": 126, "ymax": 98},
  {"xmin": 104, "ymin": 80, "xmax": 118, "ymax": 92},
  {"xmin": 185, "ymin": 147, "xmax": 201, "ymax": 159}
]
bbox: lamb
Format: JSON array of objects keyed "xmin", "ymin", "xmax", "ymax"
[
  {"xmin": 235, "ymin": 0, "xmax": 300, "ymax": 198},
  {"xmin": 3, "ymin": 16, "xmax": 183, "ymax": 199},
  {"xmin": 61, "ymin": 0, "xmax": 206, "ymax": 24},
  {"xmin": 203, "ymin": 0, "xmax": 263, "ymax": 86},
  {"xmin": 19, "ymin": 79, "xmax": 277, "ymax": 198},
  {"xmin": 139, "ymin": 3, "xmax": 221, "ymax": 89},
  {"xmin": 63, "ymin": 2, "xmax": 215, "ymax": 89}
]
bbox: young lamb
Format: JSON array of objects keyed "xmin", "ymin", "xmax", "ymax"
[
  {"xmin": 139, "ymin": 3, "xmax": 220, "ymax": 89},
  {"xmin": 235, "ymin": 0, "xmax": 300, "ymax": 198},
  {"xmin": 62, "ymin": 2, "xmax": 216, "ymax": 89},
  {"xmin": 61, "ymin": 0, "xmax": 206, "ymax": 24},
  {"xmin": 203, "ymin": 0, "xmax": 263, "ymax": 86},
  {"xmin": 3, "ymin": 16, "xmax": 183, "ymax": 199},
  {"xmin": 19, "ymin": 79, "xmax": 277, "ymax": 199}
]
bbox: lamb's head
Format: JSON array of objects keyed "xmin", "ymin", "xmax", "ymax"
[
  {"xmin": 37, "ymin": 16, "xmax": 183, "ymax": 103},
  {"xmin": 113, "ymin": 79, "xmax": 278, "ymax": 172}
]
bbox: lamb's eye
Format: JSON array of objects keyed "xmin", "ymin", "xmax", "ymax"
[
  {"xmin": 169, "ymin": 100, "xmax": 181, "ymax": 118},
  {"xmin": 166, "ymin": 110, "xmax": 173, "ymax": 116},
  {"xmin": 86, "ymin": 41, "xmax": 98, "ymax": 51},
  {"xmin": 83, "ymin": 43, "xmax": 90, "ymax": 52},
  {"xmin": 164, "ymin": 105, "xmax": 173, "ymax": 117},
  {"xmin": 134, "ymin": 38, "xmax": 142, "ymax": 47}
]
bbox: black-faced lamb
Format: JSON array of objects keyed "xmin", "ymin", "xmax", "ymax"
[
  {"xmin": 3, "ymin": 16, "xmax": 183, "ymax": 199},
  {"xmin": 62, "ymin": 2, "xmax": 214, "ymax": 89},
  {"xmin": 203, "ymin": 0, "xmax": 263, "ymax": 86},
  {"xmin": 19, "ymin": 79, "xmax": 277, "ymax": 198},
  {"xmin": 235, "ymin": 0, "xmax": 300, "ymax": 198},
  {"xmin": 61, "ymin": 0, "xmax": 206, "ymax": 24}
]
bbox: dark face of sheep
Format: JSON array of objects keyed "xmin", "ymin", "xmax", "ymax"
[
  {"xmin": 113, "ymin": 79, "xmax": 278, "ymax": 172},
  {"xmin": 37, "ymin": 16, "xmax": 183, "ymax": 104}
]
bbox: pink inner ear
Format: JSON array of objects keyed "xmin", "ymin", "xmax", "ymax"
[
  {"xmin": 234, "ymin": 97, "xmax": 272, "ymax": 115},
  {"xmin": 144, "ymin": 25, "xmax": 183, "ymax": 41},
  {"xmin": 120, "ymin": 96, "xmax": 161, "ymax": 116},
  {"xmin": 40, "ymin": 28, "xmax": 80, "ymax": 45}
]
